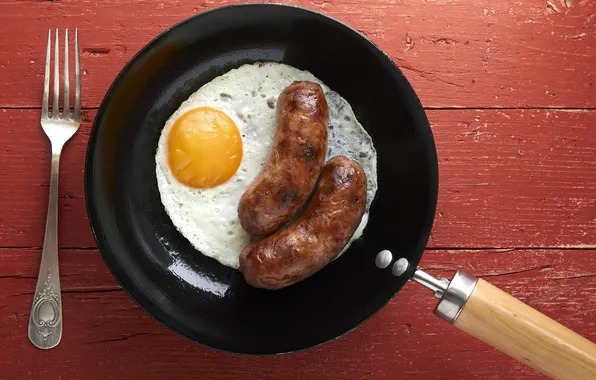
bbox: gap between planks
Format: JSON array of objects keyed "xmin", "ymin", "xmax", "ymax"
[
  {"xmin": 1, "ymin": 106, "xmax": 596, "ymax": 111},
  {"xmin": 2, "ymin": 246, "xmax": 596, "ymax": 251}
]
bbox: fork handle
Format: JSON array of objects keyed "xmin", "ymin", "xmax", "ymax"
[{"xmin": 28, "ymin": 150, "xmax": 63, "ymax": 349}]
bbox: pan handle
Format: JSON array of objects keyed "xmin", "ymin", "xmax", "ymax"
[{"xmin": 416, "ymin": 269, "xmax": 596, "ymax": 379}]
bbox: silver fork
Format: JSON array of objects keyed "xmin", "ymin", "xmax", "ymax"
[{"xmin": 28, "ymin": 28, "xmax": 81, "ymax": 349}]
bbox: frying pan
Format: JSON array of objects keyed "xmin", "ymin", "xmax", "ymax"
[{"xmin": 85, "ymin": 3, "xmax": 596, "ymax": 378}]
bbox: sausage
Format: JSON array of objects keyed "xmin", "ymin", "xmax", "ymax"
[
  {"xmin": 238, "ymin": 81, "xmax": 329, "ymax": 236},
  {"xmin": 240, "ymin": 156, "xmax": 367, "ymax": 290}
]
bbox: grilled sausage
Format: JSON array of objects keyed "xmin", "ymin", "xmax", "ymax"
[
  {"xmin": 240, "ymin": 156, "xmax": 367, "ymax": 290},
  {"xmin": 238, "ymin": 81, "xmax": 329, "ymax": 236}
]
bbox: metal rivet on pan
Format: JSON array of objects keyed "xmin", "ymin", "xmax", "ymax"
[
  {"xmin": 375, "ymin": 250, "xmax": 393, "ymax": 269},
  {"xmin": 392, "ymin": 258, "xmax": 409, "ymax": 276}
]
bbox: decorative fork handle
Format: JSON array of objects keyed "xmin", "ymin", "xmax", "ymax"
[{"xmin": 28, "ymin": 150, "xmax": 63, "ymax": 349}]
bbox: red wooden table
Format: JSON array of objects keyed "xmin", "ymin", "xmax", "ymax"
[{"xmin": 0, "ymin": 0, "xmax": 594, "ymax": 379}]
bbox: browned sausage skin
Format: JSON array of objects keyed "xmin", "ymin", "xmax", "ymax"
[
  {"xmin": 238, "ymin": 81, "xmax": 329, "ymax": 236},
  {"xmin": 240, "ymin": 156, "xmax": 367, "ymax": 290}
]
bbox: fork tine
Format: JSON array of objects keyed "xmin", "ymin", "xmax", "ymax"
[
  {"xmin": 73, "ymin": 28, "xmax": 81, "ymax": 121},
  {"xmin": 42, "ymin": 30, "xmax": 51, "ymax": 119},
  {"xmin": 52, "ymin": 29, "xmax": 60, "ymax": 117},
  {"xmin": 63, "ymin": 29, "xmax": 69, "ymax": 117}
]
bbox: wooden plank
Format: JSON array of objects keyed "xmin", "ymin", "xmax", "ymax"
[
  {"xmin": 0, "ymin": 109, "xmax": 593, "ymax": 249},
  {"xmin": 1, "ymin": 248, "xmax": 596, "ymax": 379},
  {"xmin": 0, "ymin": 109, "xmax": 94, "ymax": 248},
  {"xmin": 431, "ymin": 108, "xmax": 596, "ymax": 248},
  {"xmin": 0, "ymin": 0, "xmax": 594, "ymax": 108}
]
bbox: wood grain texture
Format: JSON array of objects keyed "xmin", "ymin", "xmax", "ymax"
[
  {"xmin": 1, "ymin": 109, "xmax": 593, "ymax": 249},
  {"xmin": 0, "ymin": 0, "xmax": 594, "ymax": 108},
  {"xmin": 455, "ymin": 279, "xmax": 596, "ymax": 380},
  {"xmin": 431, "ymin": 108, "xmax": 596, "ymax": 249},
  {"xmin": 0, "ymin": 109, "xmax": 94, "ymax": 249},
  {"xmin": 1, "ymin": 248, "xmax": 596, "ymax": 379}
]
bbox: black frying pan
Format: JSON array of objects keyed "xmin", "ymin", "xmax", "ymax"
[{"xmin": 85, "ymin": 4, "xmax": 596, "ymax": 377}]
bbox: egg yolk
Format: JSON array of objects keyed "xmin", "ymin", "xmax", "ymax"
[{"xmin": 168, "ymin": 107, "xmax": 243, "ymax": 189}]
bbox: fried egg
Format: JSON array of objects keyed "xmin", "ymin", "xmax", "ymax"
[{"xmin": 156, "ymin": 62, "xmax": 378, "ymax": 269}]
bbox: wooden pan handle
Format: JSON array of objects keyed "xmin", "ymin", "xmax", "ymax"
[{"xmin": 438, "ymin": 272, "xmax": 596, "ymax": 379}]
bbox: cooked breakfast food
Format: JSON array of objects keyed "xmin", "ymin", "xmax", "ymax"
[
  {"xmin": 238, "ymin": 81, "xmax": 329, "ymax": 236},
  {"xmin": 156, "ymin": 62, "xmax": 377, "ymax": 270},
  {"xmin": 240, "ymin": 156, "xmax": 367, "ymax": 289}
]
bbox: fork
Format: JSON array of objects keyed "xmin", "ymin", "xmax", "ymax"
[{"xmin": 28, "ymin": 28, "xmax": 81, "ymax": 349}]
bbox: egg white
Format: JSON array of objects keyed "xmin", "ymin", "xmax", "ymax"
[{"xmin": 156, "ymin": 62, "xmax": 378, "ymax": 269}]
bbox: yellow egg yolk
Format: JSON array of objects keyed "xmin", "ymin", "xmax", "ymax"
[{"xmin": 167, "ymin": 107, "xmax": 243, "ymax": 188}]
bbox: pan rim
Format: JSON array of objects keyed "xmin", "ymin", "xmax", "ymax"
[{"xmin": 84, "ymin": 2, "xmax": 439, "ymax": 355}]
